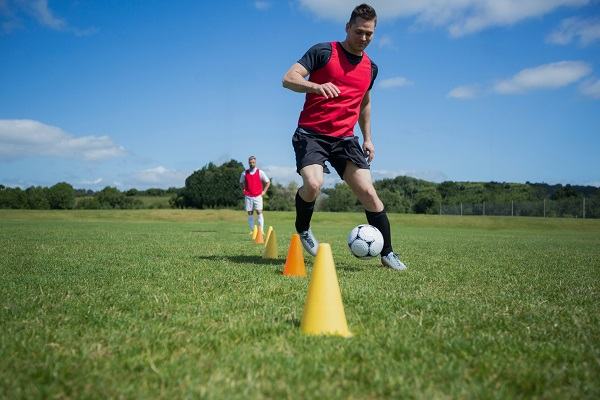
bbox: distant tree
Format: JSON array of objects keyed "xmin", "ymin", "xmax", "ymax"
[
  {"xmin": 321, "ymin": 183, "xmax": 359, "ymax": 212},
  {"xmin": 76, "ymin": 197, "xmax": 101, "ymax": 209},
  {"xmin": 47, "ymin": 182, "xmax": 75, "ymax": 209},
  {"xmin": 413, "ymin": 190, "xmax": 441, "ymax": 214},
  {"xmin": 551, "ymin": 184, "xmax": 579, "ymax": 200},
  {"xmin": 267, "ymin": 181, "xmax": 297, "ymax": 211},
  {"xmin": 125, "ymin": 188, "xmax": 139, "ymax": 196},
  {"xmin": 145, "ymin": 188, "xmax": 165, "ymax": 196},
  {"xmin": 377, "ymin": 188, "xmax": 410, "ymax": 213},
  {"xmin": 0, "ymin": 186, "xmax": 26, "ymax": 209},
  {"xmin": 25, "ymin": 186, "xmax": 50, "ymax": 209},
  {"xmin": 96, "ymin": 186, "xmax": 142, "ymax": 209},
  {"xmin": 182, "ymin": 160, "xmax": 244, "ymax": 208}
]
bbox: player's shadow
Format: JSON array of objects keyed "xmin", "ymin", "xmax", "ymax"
[{"xmin": 195, "ymin": 255, "xmax": 281, "ymax": 266}]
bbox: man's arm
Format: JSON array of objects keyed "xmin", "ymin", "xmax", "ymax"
[
  {"xmin": 359, "ymin": 91, "xmax": 374, "ymax": 163},
  {"xmin": 240, "ymin": 173, "xmax": 245, "ymax": 191},
  {"xmin": 282, "ymin": 63, "xmax": 341, "ymax": 99},
  {"xmin": 262, "ymin": 180, "xmax": 271, "ymax": 196}
]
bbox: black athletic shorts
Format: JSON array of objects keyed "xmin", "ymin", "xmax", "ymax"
[{"xmin": 292, "ymin": 127, "xmax": 370, "ymax": 178}]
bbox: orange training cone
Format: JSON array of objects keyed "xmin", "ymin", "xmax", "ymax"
[
  {"xmin": 282, "ymin": 234, "xmax": 306, "ymax": 277},
  {"xmin": 255, "ymin": 228, "xmax": 264, "ymax": 244},
  {"xmin": 263, "ymin": 229, "xmax": 278, "ymax": 259},
  {"xmin": 300, "ymin": 243, "xmax": 352, "ymax": 337},
  {"xmin": 264, "ymin": 226, "xmax": 273, "ymax": 247},
  {"xmin": 251, "ymin": 225, "xmax": 258, "ymax": 240}
]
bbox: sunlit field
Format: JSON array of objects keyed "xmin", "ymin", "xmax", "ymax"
[{"xmin": 1, "ymin": 210, "xmax": 599, "ymax": 398}]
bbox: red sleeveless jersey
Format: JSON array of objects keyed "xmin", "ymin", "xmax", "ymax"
[
  {"xmin": 243, "ymin": 169, "xmax": 263, "ymax": 197},
  {"xmin": 298, "ymin": 42, "xmax": 372, "ymax": 138}
]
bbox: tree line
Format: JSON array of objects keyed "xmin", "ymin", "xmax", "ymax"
[{"xmin": 1, "ymin": 159, "xmax": 599, "ymax": 217}]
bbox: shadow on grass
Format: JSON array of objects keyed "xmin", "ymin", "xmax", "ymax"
[{"xmin": 195, "ymin": 255, "xmax": 281, "ymax": 266}]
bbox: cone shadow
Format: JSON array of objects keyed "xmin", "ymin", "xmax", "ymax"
[{"xmin": 195, "ymin": 255, "xmax": 281, "ymax": 265}]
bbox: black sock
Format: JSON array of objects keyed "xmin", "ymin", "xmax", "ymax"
[
  {"xmin": 365, "ymin": 209, "xmax": 393, "ymax": 257},
  {"xmin": 295, "ymin": 190, "xmax": 315, "ymax": 233}
]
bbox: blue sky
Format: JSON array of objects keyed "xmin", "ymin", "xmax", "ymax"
[{"xmin": 1, "ymin": 0, "xmax": 599, "ymax": 189}]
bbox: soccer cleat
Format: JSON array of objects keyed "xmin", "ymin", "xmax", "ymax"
[
  {"xmin": 298, "ymin": 228, "xmax": 319, "ymax": 256},
  {"xmin": 381, "ymin": 252, "xmax": 407, "ymax": 271}
]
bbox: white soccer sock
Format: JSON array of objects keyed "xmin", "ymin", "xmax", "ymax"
[
  {"xmin": 258, "ymin": 214, "xmax": 264, "ymax": 231},
  {"xmin": 248, "ymin": 215, "xmax": 254, "ymax": 231}
]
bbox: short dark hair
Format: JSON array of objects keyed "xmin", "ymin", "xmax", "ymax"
[{"xmin": 349, "ymin": 3, "xmax": 377, "ymax": 26}]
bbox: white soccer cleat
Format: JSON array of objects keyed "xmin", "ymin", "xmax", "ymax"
[
  {"xmin": 381, "ymin": 252, "xmax": 407, "ymax": 271},
  {"xmin": 298, "ymin": 228, "xmax": 319, "ymax": 257}
]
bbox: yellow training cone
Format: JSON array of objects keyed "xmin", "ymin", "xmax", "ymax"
[
  {"xmin": 282, "ymin": 234, "xmax": 306, "ymax": 277},
  {"xmin": 264, "ymin": 226, "xmax": 273, "ymax": 247},
  {"xmin": 255, "ymin": 228, "xmax": 264, "ymax": 244},
  {"xmin": 263, "ymin": 229, "xmax": 278, "ymax": 259},
  {"xmin": 251, "ymin": 225, "xmax": 258, "ymax": 240},
  {"xmin": 300, "ymin": 243, "xmax": 352, "ymax": 338}
]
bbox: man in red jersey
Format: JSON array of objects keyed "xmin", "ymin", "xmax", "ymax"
[
  {"xmin": 240, "ymin": 156, "xmax": 270, "ymax": 234},
  {"xmin": 282, "ymin": 4, "xmax": 407, "ymax": 270}
]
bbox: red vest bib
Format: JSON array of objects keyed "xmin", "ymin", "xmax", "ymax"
[
  {"xmin": 298, "ymin": 42, "xmax": 372, "ymax": 138},
  {"xmin": 243, "ymin": 169, "xmax": 263, "ymax": 197}
]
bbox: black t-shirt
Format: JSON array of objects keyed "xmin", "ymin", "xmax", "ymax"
[{"xmin": 297, "ymin": 42, "xmax": 378, "ymax": 90}]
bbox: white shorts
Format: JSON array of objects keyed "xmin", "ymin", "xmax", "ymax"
[{"xmin": 244, "ymin": 195, "xmax": 263, "ymax": 212}]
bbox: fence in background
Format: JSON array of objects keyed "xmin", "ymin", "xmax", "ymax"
[{"xmin": 439, "ymin": 198, "xmax": 599, "ymax": 218}]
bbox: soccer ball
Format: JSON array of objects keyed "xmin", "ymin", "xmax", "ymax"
[{"xmin": 347, "ymin": 224, "xmax": 384, "ymax": 259}]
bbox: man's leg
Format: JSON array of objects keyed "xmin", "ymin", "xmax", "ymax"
[
  {"xmin": 257, "ymin": 211, "xmax": 264, "ymax": 232},
  {"xmin": 245, "ymin": 196, "xmax": 254, "ymax": 231},
  {"xmin": 247, "ymin": 211, "xmax": 254, "ymax": 231},
  {"xmin": 343, "ymin": 162, "xmax": 406, "ymax": 270},
  {"xmin": 296, "ymin": 164, "xmax": 324, "ymax": 232},
  {"xmin": 296, "ymin": 164, "xmax": 324, "ymax": 256},
  {"xmin": 255, "ymin": 197, "xmax": 265, "ymax": 232}
]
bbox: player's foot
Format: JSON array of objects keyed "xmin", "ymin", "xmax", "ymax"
[
  {"xmin": 381, "ymin": 252, "xmax": 407, "ymax": 271},
  {"xmin": 298, "ymin": 228, "xmax": 319, "ymax": 256}
]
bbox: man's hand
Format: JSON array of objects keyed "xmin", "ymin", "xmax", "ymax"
[
  {"xmin": 363, "ymin": 140, "xmax": 375, "ymax": 163},
  {"xmin": 312, "ymin": 82, "xmax": 341, "ymax": 99}
]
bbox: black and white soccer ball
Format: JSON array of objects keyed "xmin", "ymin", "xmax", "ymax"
[{"xmin": 347, "ymin": 224, "xmax": 384, "ymax": 259}]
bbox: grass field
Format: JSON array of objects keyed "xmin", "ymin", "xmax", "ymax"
[{"xmin": 1, "ymin": 210, "xmax": 599, "ymax": 399}]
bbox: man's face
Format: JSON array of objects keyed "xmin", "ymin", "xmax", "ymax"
[
  {"xmin": 345, "ymin": 17, "xmax": 376, "ymax": 53},
  {"xmin": 248, "ymin": 158, "xmax": 256, "ymax": 168}
]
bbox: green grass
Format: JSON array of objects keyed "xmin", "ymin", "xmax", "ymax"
[{"xmin": 1, "ymin": 210, "xmax": 599, "ymax": 399}]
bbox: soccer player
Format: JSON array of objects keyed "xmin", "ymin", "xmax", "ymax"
[
  {"xmin": 282, "ymin": 3, "xmax": 407, "ymax": 270},
  {"xmin": 240, "ymin": 156, "xmax": 270, "ymax": 234}
]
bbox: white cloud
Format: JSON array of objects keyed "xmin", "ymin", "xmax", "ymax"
[
  {"xmin": 579, "ymin": 78, "xmax": 600, "ymax": 98},
  {"xmin": 447, "ymin": 85, "xmax": 480, "ymax": 99},
  {"xmin": 376, "ymin": 34, "xmax": 394, "ymax": 49},
  {"xmin": 493, "ymin": 61, "xmax": 591, "ymax": 94},
  {"xmin": 79, "ymin": 178, "xmax": 103, "ymax": 186},
  {"xmin": 254, "ymin": 1, "xmax": 270, "ymax": 11},
  {"xmin": 0, "ymin": 119, "xmax": 126, "ymax": 161},
  {"xmin": 298, "ymin": 0, "xmax": 589, "ymax": 37},
  {"xmin": 133, "ymin": 166, "xmax": 188, "ymax": 187},
  {"xmin": 1, "ymin": 0, "xmax": 95, "ymax": 35},
  {"xmin": 262, "ymin": 165, "xmax": 301, "ymax": 185},
  {"xmin": 379, "ymin": 76, "xmax": 412, "ymax": 89},
  {"xmin": 24, "ymin": 0, "xmax": 65, "ymax": 30},
  {"xmin": 547, "ymin": 16, "xmax": 600, "ymax": 46}
]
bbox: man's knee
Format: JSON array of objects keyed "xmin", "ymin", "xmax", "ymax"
[
  {"xmin": 358, "ymin": 185, "xmax": 383, "ymax": 210},
  {"xmin": 304, "ymin": 176, "xmax": 323, "ymax": 196}
]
